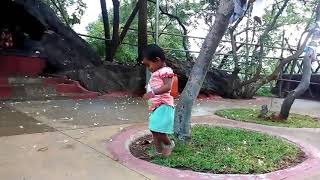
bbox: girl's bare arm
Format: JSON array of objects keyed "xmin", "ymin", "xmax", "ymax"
[{"xmin": 153, "ymin": 78, "xmax": 172, "ymax": 95}]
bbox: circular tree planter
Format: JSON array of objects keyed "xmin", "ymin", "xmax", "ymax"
[
  {"xmin": 215, "ymin": 108, "xmax": 320, "ymax": 128},
  {"xmin": 107, "ymin": 124, "xmax": 320, "ymax": 180},
  {"xmin": 130, "ymin": 126, "xmax": 305, "ymax": 174}
]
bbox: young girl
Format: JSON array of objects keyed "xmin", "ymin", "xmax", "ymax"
[{"xmin": 142, "ymin": 44, "xmax": 175, "ymax": 157}]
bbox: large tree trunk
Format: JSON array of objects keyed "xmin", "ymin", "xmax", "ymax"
[
  {"xmin": 279, "ymin": 56, "xmax": 312, "ymax": 119},
  {"xmin": 110, "ymin": 0, "xmax": 120, "ymax": 60},
  {"xmin": 278, "ymin": 3, "xmax": 320, "ymax": 120},
  {"xmin": 100, "ymin": 0, "xmax": 111, "ymax": 61},
  {"xmin": 166, "ymin": 56, "xmax": 239, "ymax": 96},
  {"xmin": 12, "ymin": 0, "xmax": 102, "ymax": 68},
  {"xmin": 138, "ymin": 0, "xmax": 148, "ymax": 62},
  {"xmin": 174, "ymin": 1, "xmax": 234, "ymax": 142},
  {"xmin": 4, "ymin": 0, "xmax": 109, "ymax": 92}
]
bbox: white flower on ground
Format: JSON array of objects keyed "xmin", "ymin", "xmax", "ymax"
[{"xmin": 93, "ymin": 123, "xmax": 99, "ymax": 126}]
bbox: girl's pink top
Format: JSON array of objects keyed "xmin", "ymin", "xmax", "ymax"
[{"xmin": 147, "ymin": 67, "xmax": 174, "ymax": 112}]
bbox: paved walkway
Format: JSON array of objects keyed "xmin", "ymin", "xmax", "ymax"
[{"xmin": 0, "ymin": 97, "xmax": 319, "ymax": 179}]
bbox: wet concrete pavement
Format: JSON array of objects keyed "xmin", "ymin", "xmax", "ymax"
[
  {"xmin": 5, "ymin": 97, "xmax": 148, "ymax": 131},
  {"xmin": 0, "ymin": 105, "xmax": 55, "ymax": 136},
  {"xmin": 0, "ymin": 126, "xmax": 149, "ymax": 180},
  {"xmin": 1, "ymin": 97, "xmax": 320, "ymax": 136},
  {"xmin": 0, "ymin": 97, "xmax": 320, "ymax": 179}
]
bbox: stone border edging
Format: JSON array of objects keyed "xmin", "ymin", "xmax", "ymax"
[{"xmin": 106, "ymin": 123, "xmax": 320, "ymax": 180}]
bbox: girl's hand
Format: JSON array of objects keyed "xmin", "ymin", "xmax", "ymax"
[{"xmin": 143, "ymin": 91, "xmax": 155, "ymax": 99}]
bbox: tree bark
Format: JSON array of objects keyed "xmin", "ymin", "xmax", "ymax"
[
  {"xmin": 110, "ymin": 0, "xmax": 120, "ymax": 60},
  {"xmin": 138, "ymin": 0, "xmax": 148, "ymax": 62},
  {"xmin": 174, "ymin": 0, "xmax": 234, "ymax": 142},
  {"xmin": 279, "ymin": 3, "xmax": 320, "ymax": 119},
  {"xmin": 100, "ymin": 0, "xmax": 111, "ymax": 61}
]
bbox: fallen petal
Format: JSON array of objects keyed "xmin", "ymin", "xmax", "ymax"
[{"xmin": 37, "ymin": 147, "xmax": 49, "ymax": 152}]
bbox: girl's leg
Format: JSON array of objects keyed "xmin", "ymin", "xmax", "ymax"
[
  {"xmin": 158, "ymin": 133, "xmax": 174, "ymax": 157},
  {"xmin": 157, "ymin": 133, "xmax": 171, "ymax": 145},
  {"xmin": 151, "ymin": 131, "xmax": 162, "ymax": 154}
]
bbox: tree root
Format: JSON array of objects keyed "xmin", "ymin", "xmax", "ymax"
[{"xmin": 269, "ymin": 114, "xmax": 287, "ymax": 122}]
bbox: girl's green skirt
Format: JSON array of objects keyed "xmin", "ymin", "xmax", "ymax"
[{"xmin": 149, "ymin": 105, "xmax": 174, "ymax": 134}]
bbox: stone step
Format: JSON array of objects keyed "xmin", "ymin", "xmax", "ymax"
[
  {"xmin": 0, "ymin": 76, "xmax": 99, "ymax": 101},
  {"xmin": 0, "ymin": 86, "xmax": 12, "ymax": 100},
  {"xmin": 8, "ymin": 77, "xmax": 44, "ymax": 85},
  {"xmin": 10, "ymin": 84, "xmax": 58, "ymax": 100},
  {"xmin": 60, "ymin": 92, "xmax": 99, "ymax": 100}
]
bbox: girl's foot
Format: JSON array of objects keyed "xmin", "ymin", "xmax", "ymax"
[
  {"xmin": 162, "ymin": 140, "xmax": 175, "ymax": 157},
  {"xmin": 149, "ymin": 151, "xmax": 162, "ymax": 159}
]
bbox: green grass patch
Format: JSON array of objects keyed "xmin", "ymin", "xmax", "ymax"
[
  {"xmin": 215, "ymin": 108, "xmax": 320, "ymax": 128},
  {"xmin": 149, "ymin": 126, "xmax": 302, "ymax": 174}
]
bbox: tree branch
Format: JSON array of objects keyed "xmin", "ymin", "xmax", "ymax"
[
  {"xmin": 218, "ymin": 43, "xmax": 244, "ymax": 69},
  {"xmin": 111, "ymin": 0, "xmax": 120, "ymax": 57},
  {"xmin": 119, "ymin": 2, "xmax": 139, "ymax": 43},
  {"xmin": 100, "ymin": 0, "xmax": 111, "ymax": 61},
  {"xmin": 159, "ymin": 20, "xmax": 172, "ymax": 38},
  {"xmin": 148, "ymin": 0, "xmax": 191, "ymax": 61},
  {"xmin": 50, "ymin": 0, "xmax": 70, "ymax": 25},
  {"xmin": 230, "ymin": 31, "xmax": 240, "ymax": 71},
  {"xmin": 229, "ymin": 4, "xmax": 251, "ymax": 73},
  {"xmin": 255, "ymin": 30, "xmax": 311, "ymax": 87},
  {"xmin": 240, "ymin": 0, "xmax": 290, "ymax": 87}
]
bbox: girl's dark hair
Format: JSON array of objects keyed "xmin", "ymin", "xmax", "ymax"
[{"xmin": 142, "ymin": 44, "xmax": 166, "ymax": 62}]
